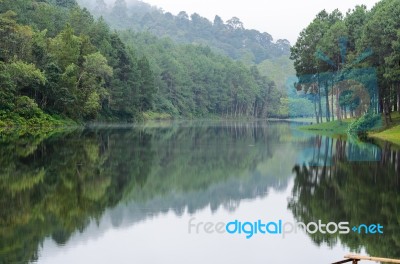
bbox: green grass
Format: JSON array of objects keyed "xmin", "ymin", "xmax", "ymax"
[
  {"xmin": 298, "ymin": 118, "xmax": 354, "ymax": 135},
  {"xmin": 370, "ymin": 125, "xmax": 400, "ymax": 145},
  {"xmin": 299, "ymin": 112, "xmax": 400, "ymax": 146},
  {"xmin": 369, "ymin": 112, "xmax": 400, "ymax": 146}
]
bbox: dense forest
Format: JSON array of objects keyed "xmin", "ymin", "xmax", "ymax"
[
  {"xmin": 119, "ymin": 32, "xmax": 281, "ymax": 118},
  {"xmin": 4, "ymin": 0, "xmax": 400, "ymax": 129},
  {"xmin": 0, "ymin": 0, "xmax": 294, "ymax": 129},
  {"xmin": 291, "ymin": 0, "xmax": 400, "ymax": 127},
  {"xmin": 76, "ymin": 0, "xmax": 291, "ymax": 63},
  {"xmin": 0, "ymin": 0, "xmax": 157, "ymax": 125},
  {"xmin": 77, "ymin": 0, "xmax": 296, "ymax": 110}
]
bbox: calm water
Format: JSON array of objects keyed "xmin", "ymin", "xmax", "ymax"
[{"xmin": 0, "ymin": 121, "xmax": 399, "ymax": 264}]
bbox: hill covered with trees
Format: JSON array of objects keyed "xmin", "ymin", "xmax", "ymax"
[
  {"xmin": 0, "ymin": 0, "xmax": 291, "ymax": 129},
  {"xmin": 76, "ymin": 0, "xmax": 296, "ymax": 95},
  {"xmin": 77, "ymin": 0, "xmax": 291, "ymax": 64}
]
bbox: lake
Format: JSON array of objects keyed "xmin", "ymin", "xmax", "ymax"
[{"xmin": 0, "ymin": 120, "xmax": 399, "ymax": 264}]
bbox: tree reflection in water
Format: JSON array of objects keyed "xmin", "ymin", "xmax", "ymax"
[
  {"xmin": 0, "ymin": 121, "xmax": 291, "ymax": 263},
  {"xmin": 290, "ymin": 135, "xmax": 400, "ymax": 259}
]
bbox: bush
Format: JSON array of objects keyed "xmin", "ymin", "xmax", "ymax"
[
  {"xmin": 348, "ymin": 112, "xmax": 382, "ymax": 135},
  {"xmin": 15, "ymin": 96, "xmax": 41, "ymax": 119}
]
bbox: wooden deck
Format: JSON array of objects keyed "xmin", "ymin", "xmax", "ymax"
[{"xmin": 332, "ymin": 254, "xmax": 400, "ymax": 264}]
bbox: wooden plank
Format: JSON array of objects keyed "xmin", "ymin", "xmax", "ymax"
[
  {"xmin": 332, "ymin": 258, "xmax": 359, "ymax": 264},
  {"xmin": 344, "ymin": 254, "xmax": 400, "ymax": 263}
]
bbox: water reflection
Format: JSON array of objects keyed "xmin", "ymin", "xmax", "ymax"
[
  {"xmin": 289, "ymin": 135, "xmax": 400, "ymax": 259},
  {"xmin": 0, "ymin": 121, "xmax": 299, "ymax": 264},
  {"xmin": 0, "ymin": 121, "xmax": 399, "ymax": 263},
  {"xmin": 0, "ymin": 128, "xmax": 155, "ymax": 264}
]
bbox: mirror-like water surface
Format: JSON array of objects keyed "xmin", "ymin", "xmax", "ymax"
[{"xmin": 0, "ymin": 121, "xmax": 399, "ymax": 264}]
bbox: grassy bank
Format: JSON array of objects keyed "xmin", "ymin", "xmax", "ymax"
[
  {"xmin": 370, "ymin": 125, "xmax": 400, "ymax": 146},
  {"xmin": 368, "ymin": 112, "xmax": 400, "ymax": 145},
  {"xmin": 299, "ymin": 113, "xmax": 400, "ymax": 145},
  {"xmin": 298, "ymin": 119, "xmax": 354, "ymax": 135}
]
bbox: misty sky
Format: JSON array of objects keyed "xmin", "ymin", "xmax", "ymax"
[{"xmin": 128, "ymin": 0, "xmax": 380, "ymax": 44}]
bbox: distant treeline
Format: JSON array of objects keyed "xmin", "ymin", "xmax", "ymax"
[{"xmin": 77, "ymin": 0, "xmax": 291, "ymax": 63}]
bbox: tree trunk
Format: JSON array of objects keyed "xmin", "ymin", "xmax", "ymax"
[
  {"xmin": 382, "ymin": 98, "xmax": 388, "ymax": 126},
  {"xmin": 318, "ymin": 84, "xmax": 323, "ymax": 123},
  {"xmin": 336, "ymin": 87, "xmax": 341, "ymax": 121},
  {"xmin": 388, "ymin": 99, "xmax": 393, "ymax": 122},
  {"xmin": 234, "ymin": 102, "xmax": 238, "ymax": 118},
  {"xmin": 397, "ymin": 83, "xmax": 400, "ymax": 113},
  {"xmin": 314, "ymin": 93, "xmax": 319, "ymax": 124},
  {"xmin": 325, "ymin": 83, "xmax": 330, "ymax": 122},
  {"xmin": 331, "ymin": 84, "xmax": 335, "ymax": 121},
  {"xmin": 319, "ymin": 95, "xmax": 323, "ymax": 123}
]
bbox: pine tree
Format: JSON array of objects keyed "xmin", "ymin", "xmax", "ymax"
[{"xmin": 138, "ymin": 56, "xmax": 155, "ymax": 111}]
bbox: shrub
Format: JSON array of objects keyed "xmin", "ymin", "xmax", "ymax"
[
  {"xmin": 15, "ymin": 96, "xmax": 41, "ymax": 119},
  {"xmin": 348, "ymin": 112, "xmax": 382, "ymax": 135}
]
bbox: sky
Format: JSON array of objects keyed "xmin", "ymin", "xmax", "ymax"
[{"xmin": 130, "ymin": 0, "xmax": 380, "ymax": 44}]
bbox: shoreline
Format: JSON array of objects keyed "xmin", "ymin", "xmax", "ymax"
[
  {"xmin": 2, "ymin": 116, "xmax": 399, "ymax": 147},
  {"xmin": 297, "ymin": 114, "xmax": 400, "ymax": 146}
]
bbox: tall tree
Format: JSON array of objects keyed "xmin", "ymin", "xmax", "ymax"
[
  {"xmin": 360, "ymin": 0, "xmax": 400, "ymax": 122},
  {"xmin": 138, "ymin": 56, "xmax": 155, "ymax": 112}
]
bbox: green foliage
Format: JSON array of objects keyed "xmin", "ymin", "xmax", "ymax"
[
  {"xmin": 81, "ymin": 0, "xmax": 290, "ymax": 64},
  {"xmin": 0, "ymin": 0, "xmax": 286, "ymax": 126},
  {"xmin": 0, "ymin": 10, "xmax": 34, "ymax": 62},
  {"xmin": 48, "ymin": 25, "xmax": 81, "ymax": 70},
  {"xmin": 121, "ymin": 32, "xmax": 280, "ymax": 118},
  {"xmin": 278, "ymin": 97, "xmax": 315, "ymax": 118},
  {"xmin": 257, "ymin": 55, "xmax": 296, "ymax": 90},
  {"xmin": 142, "ymin": 111, "xmax": 172, "ymax": 120},
  {"xmin": 83, "ymin": 52, "xmax": 113, "ymax": 78},
  {"xmin": 54, "ymin": 0, "xmax": 79, "ymax": 9},
  {"xmin": 0, "ymin": 107, "xmax": 72, "ymax": 131},
  {"xmin": 291, "ymin": 1, "xmax": 400, "ymax": 126},
  {"xmin": 300, "ymin": 119, "xmax": 354, "ymax": 135},
  {"xmin": 15, "ymin": 96, "xmax": 41, "ymax": 119},
  {"xmin": 0, "ymin": 1, "xmax": 156, "ymax": 123},
  {"xmin": 83, "ymin": 91, "xmax": 101, "ymax": 118},
  {"xmin": 138, "ymin": 56, "xmax": 155, "ymax": 111},
  {"xmin": 348, "ymin": 112, "xmax": 382, "ymax": 134},
  {"xmin": 7, "ymin": 61, "xmax": 46, "ymax": 89}
]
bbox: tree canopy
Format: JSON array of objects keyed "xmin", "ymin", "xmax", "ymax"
[
  {"xmin": 291, "ymin": 1, "xmax": 400, "ymax": 125},
  {"xmin": 0, "ymin": 0, "xmax": 290, "ymax": 126}
]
